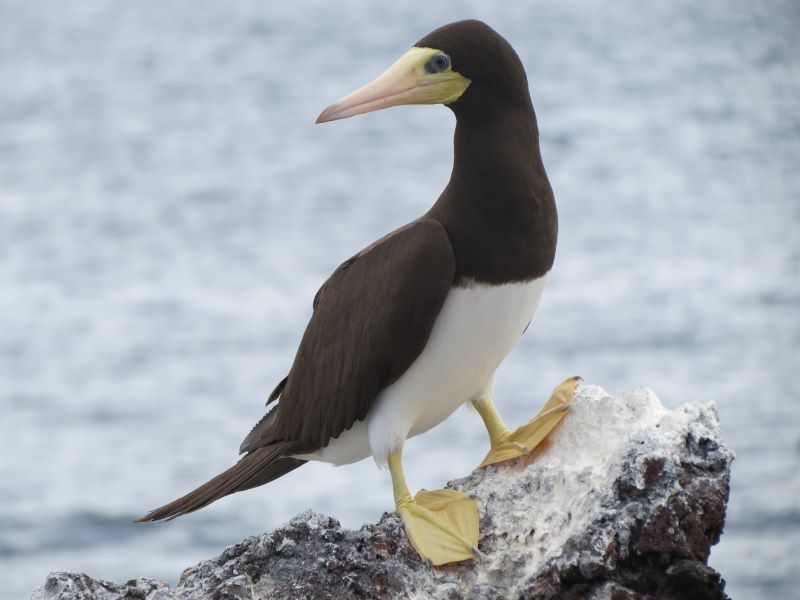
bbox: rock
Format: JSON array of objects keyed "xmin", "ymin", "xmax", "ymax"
[{"xmin": 33, "ymin": 384, "xmax": 733, "ymax": 600}]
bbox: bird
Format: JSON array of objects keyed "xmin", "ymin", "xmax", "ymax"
[{"xmin": 138, "ymin": 19, "xmax": 580, "ymax": 566}]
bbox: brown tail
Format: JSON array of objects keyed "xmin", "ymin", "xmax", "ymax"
[{"xmin": 136, "ymin": 445, "xmax": 305, "ymax": 522}]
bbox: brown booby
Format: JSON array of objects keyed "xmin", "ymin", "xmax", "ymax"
[{"xmin": 139, "ymin": 19, "xmax": 579, "ymax": 566}]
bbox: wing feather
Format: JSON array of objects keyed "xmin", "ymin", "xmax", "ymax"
[{"xmin": 240, "ymin": 219, "xmax": 454, "ymax": 454}]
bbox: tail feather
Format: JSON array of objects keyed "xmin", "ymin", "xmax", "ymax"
[{"xmin": 137, "ymin": 445, "xmax": 305, "ymax": 522}]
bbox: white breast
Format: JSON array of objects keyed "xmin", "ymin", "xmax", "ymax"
[{"xmin": 296, "ymin": 273, "xmax": 549, "ymax": 466}]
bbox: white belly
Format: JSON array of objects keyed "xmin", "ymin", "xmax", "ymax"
[{"xmin": 296, "ymin": 273, "xmax": 549, "ymax": 466}]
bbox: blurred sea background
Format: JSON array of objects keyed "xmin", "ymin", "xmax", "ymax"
[{"xmin": 1, "ymin": 1, "xmax": 798, "ymax": 598}]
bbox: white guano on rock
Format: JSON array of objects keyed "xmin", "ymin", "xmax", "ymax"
[{"xmin": 33, "ymin": 383, "xmax": 733, "ymax": 600}]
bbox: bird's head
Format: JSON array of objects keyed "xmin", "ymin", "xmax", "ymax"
[{"xmin": 316, "ymin": 20, "xmax": 529, "ymax": 124}]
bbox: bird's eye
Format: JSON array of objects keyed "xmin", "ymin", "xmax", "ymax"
[{"xmin": 425, "ymin": 53, "xmax": 451, "ymax": 74}]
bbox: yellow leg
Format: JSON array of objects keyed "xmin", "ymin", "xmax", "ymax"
[
  {"xmin": 473, "ymin": 376, "xmax": 581, "ymax": 468},
  {"xmin": 388, "ymin": 449, "xmax": 479, "ymax": 566}
]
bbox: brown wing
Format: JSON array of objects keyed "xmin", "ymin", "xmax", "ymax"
[{"xmin": 240, "ymin": 219, "xmax": 455, "ymax": 454}]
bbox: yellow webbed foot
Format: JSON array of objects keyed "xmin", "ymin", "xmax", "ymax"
[
  {"xmin": 397, "ymin": 488, "xmax": 479, "ymax": 566},
  {"xmin": 477, "ymin": 439, "xmax": 530, "ymax": 467},
  {"xmin": 478, "ymin": 376, "xmax": 581, "ymax": 468},
  {"xmin": 388, "ymin": 450, "xmax": 479, "ymax": 566}
]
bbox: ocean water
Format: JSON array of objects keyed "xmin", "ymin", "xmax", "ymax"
[{"xmin": 1, "ymin": 1, "xmax": 798, "ymax": 598}]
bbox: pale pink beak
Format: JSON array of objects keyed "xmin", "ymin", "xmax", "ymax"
[{"xmin": 316, "ymin": 48, "xmax": 469, "ymax": 124}]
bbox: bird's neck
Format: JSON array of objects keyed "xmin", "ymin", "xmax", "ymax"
[{"xmin": 426, "ymin": 101, "xmax": 558, "ymax": 286}]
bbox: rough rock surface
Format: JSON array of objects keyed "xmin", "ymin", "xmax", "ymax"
[{"xmin": 33, "ymin": 384, "xmax": 733, "ymax": 600}]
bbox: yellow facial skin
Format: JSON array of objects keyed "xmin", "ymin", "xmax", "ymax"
[{"xmin": 316, "ymin": 47, "xmax": 471, "ymax": 123}]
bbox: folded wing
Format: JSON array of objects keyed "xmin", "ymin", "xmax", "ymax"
[{"xmin": 241, "ymin": 219, "xmax": 455, "ymax": 455}]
